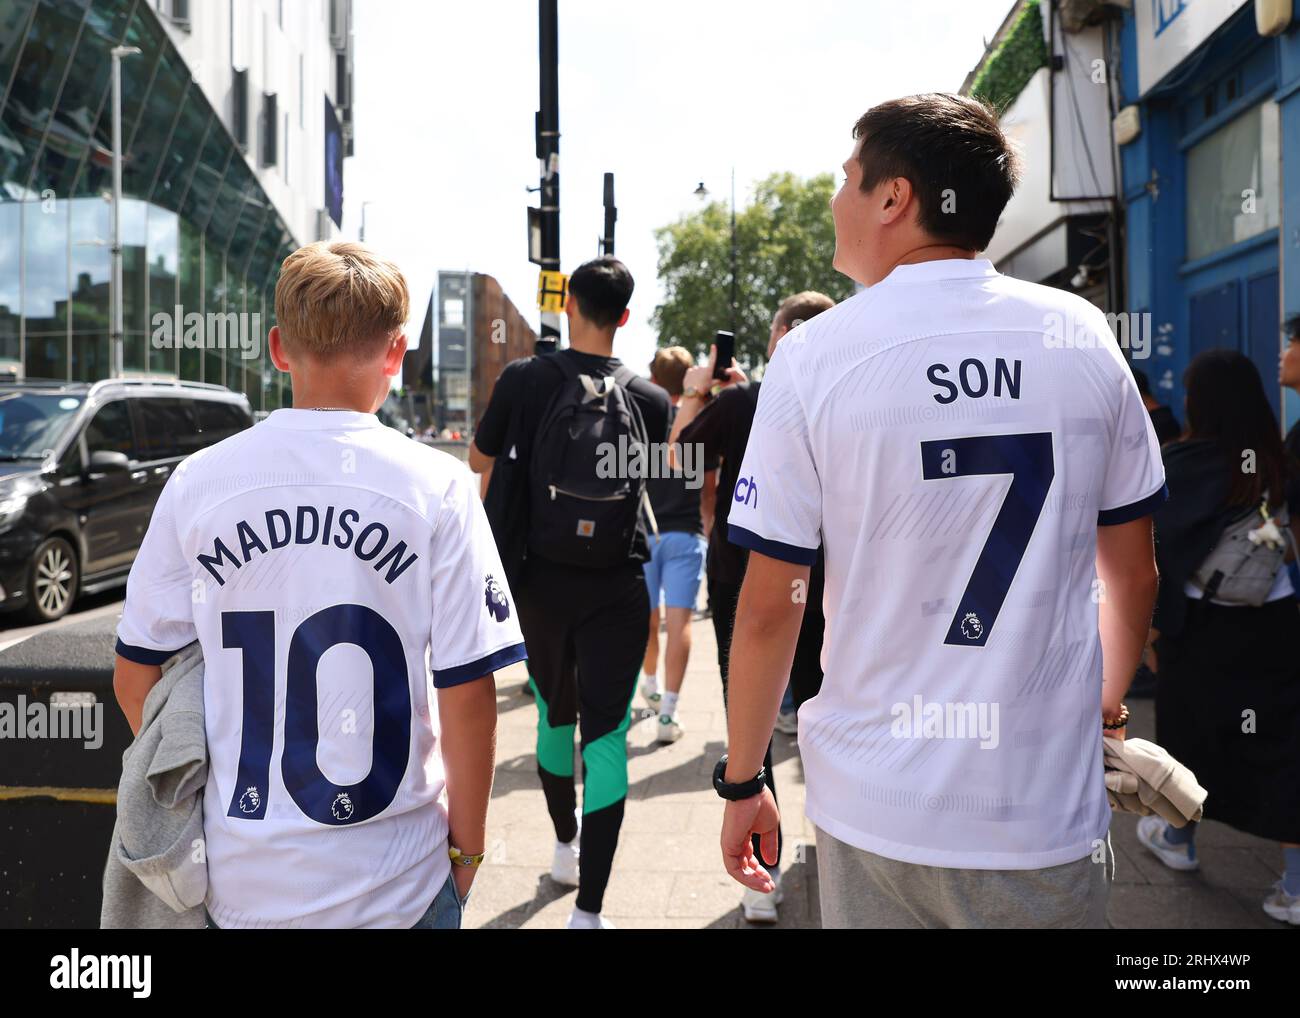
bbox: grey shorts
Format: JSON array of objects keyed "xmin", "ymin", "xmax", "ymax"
[{"xmin": 815, "ymin": 825, "xmax": 1111, "ymax": 929}]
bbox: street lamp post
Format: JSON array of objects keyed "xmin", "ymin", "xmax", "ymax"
[
  {"xmin": 109, "ymin": 45, "xmax": 140, "ymax": 380},
  {"xmin": 360, "ymin": 200, "xmax": 375, "ymax": 242},
  {"xmin": 694, "ymin": 168, "xmax": 738, "ymax": 337}
]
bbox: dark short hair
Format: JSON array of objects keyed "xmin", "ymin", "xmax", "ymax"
[
  {"xmin": 1284, "ymin": 312, "xmax": 1300, "ymax": 340},
  {"xmin": 775, "ymin": 290, "xmax": 835, "ymax": 332},
  {"xmin": 853, "ymin": 93, "xmax": 1019, "ymax": 252},
  {"xmin": 1131, "ymin": 366, "xmax": 1152, "ymax": 397},
  {"xmin": 567, "ymin": 257, "xmax": 634, "ymax": 329}
]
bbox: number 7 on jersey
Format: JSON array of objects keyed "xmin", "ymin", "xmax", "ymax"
[{"xmin": 920, "ymin": 432, "xmax": 1055, "ymax": 648}]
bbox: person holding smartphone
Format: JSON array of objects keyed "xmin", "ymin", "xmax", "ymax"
[{"xmin": 669, "ymin": 292, "xmax": 834, "ymax": 922}]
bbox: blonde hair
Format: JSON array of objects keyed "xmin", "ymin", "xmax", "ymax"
[
  {"xmin": 774, "ymin": 290, "xmax": 835, "ymax": 332},
  {"xmin": 274, "ymin": 241, "xmax": 409, "ymax": 359},
  {"xmin": 650, "ymin": 345, "xmax": 694, "ymax": 396}
]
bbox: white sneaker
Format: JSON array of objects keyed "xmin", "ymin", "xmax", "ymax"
[
  {"xmin": 774, "ymin": 709, "xmax": 798, "ymax": 736},
  {"xmin": 641, "ymin": 679, "xmax": 661, "ymax": 712},
  {"xmin": 741, "ymin": 869, "xmax": 783, "ymax": 923},
  {"xmin": 567, "ymin": 908, "xmax": 616, "ymax": 929},
  {"xmin": 550, "ymin": 808, "xmax": 582, "ymax": 887},
  {"xmin": 551, "ymin": 836, "xmax": 580, "ymax": 887},
  {"xmin": 1262, "ymin": 881, "xmax": 1300, "ymax": 924},
  {"xmin": 1135, "ymin": 814, "xmax": 1199, "ymax": 871},
  {"xmin": 656, "ymin": 714, "xmax": 683, "ymax": 743}
]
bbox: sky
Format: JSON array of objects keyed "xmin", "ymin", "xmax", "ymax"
[{"xmin": 345, "ymin": 0, "xmax": 1017, "ymax": 376}]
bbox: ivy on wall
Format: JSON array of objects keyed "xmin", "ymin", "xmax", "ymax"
[{"xmin": 970, "ymin": 0, "xmax": 1049, "ymax": 114}]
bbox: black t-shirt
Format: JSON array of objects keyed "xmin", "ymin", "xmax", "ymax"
[
  {"xmin": 678, "ymin": 381, "xmax": 761, "ymax": 587},
  {"xmin": 1148, "ymin": 404, "xmax": 1181, "ymax": 446},
  {"xmin": 475, "ymin": 349, "xmax": 671, "ymax": 563},
  {"xmin": 646, "ymin": 404, "xmax": 716, "ymax": 536}
]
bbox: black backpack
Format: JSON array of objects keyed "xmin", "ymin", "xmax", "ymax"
[{"xmin": 527, "ymin": 354, "xmax": 653, "ymax": 568}]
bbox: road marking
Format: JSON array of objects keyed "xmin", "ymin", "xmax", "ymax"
[{"xmin": 0, "ymin": 785, "xmax": 116, "ymax": 804}]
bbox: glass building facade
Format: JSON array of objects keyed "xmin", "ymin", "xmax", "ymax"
[{"xmin": 0, "ymin": 0, "xmax": 298, "ymax": 410}]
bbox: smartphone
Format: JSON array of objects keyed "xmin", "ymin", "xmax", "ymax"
[{"xmin": 712, "ymin": 330, "xmax": 735, "ymax": 380}]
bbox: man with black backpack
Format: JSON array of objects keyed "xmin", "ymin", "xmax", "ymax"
[{"xmin": 470, "ymin": 257, "xmax": 670, "ymax": 929}]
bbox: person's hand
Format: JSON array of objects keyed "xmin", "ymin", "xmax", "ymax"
[
  {"xmin": 684, "ymin": 344, "xmax": 746, "ymax": 399},
  {"xmin": 720, "ymin": 786, "xmax": 780, "ymax": 891}
]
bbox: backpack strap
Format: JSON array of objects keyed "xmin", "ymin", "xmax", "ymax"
[
  {"xmin": 609, "ymin": 364, "xmax": 660, "ymax": 539},
  {"xmin": 578, "ymin": 374, "xmax": 615, "ymax": 401}
]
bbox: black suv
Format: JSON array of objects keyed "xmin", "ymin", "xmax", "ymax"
[{"xmin": 0, "ymin": 379, "xmax": 253, "ymax": 622}]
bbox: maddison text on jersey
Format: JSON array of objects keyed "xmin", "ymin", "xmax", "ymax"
[{"xmin": 196, "ymin": 505, "xmax": 420, "ymax": 587}]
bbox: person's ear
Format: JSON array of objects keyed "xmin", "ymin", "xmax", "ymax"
[
  {"xmin": 268, "ymin": 325, "xmax": 290, "ymax": 371},
  {"xmin": 880, "ymin": 177, "xmax": 911, "ymax": 225},
  {"xmin": 616, "ymin": 307, "xmax": 630, "ymax": 329},
  {"xmin": 383, "ymin": 331, "xmax": 408, "ymax": 377}
]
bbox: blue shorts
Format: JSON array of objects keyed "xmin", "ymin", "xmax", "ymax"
[{"xmin": 644, "ymin": 530, "xmax": 706, "ymax": 610}]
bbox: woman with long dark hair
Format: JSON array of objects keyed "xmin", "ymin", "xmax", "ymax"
[{"xmin": 1137, "ymin": 349, "xmax": 1300, "ymax": 925}]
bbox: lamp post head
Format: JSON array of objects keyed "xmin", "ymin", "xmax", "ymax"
[
  {"xmin": 111, "ymin": 45, "xmax": 141, "ymax": 58},
  {"xmin": 693, "ymin": 181, "xmax": 709, "ymax": 199}
]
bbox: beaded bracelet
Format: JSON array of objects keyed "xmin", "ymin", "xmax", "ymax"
[{"xmin": 1102, "ymin": 703, "xmax": 1130, "ymax": 730}]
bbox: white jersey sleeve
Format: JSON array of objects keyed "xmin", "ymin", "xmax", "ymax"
[
  {"xmin": 115, "ymin": 474, "xmax": 198, "ymax": 664},
  {"xmin": 1098, "ymin": 351, "xmax": 1167, "ymax": 524},
  {"xmin": 427, "ymin": 463, "xmax": 527, "ymax": 687},
  {"xmin": 726, "ymin": 342, "xmax": 822, "ymax": 564}
]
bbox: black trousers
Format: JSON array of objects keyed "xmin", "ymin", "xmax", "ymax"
[
  {"xmin": 1155, "ymin": 595, "xmax": 1300, "ymax": 842},
  {"xmin": 516, "ymin": 558, "xmax": 648, "ymax": 913}
]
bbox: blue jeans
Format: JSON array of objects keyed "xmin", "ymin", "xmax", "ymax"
[
  {"xmin": 204, "ymin": 872, "xmax": 470, "ymax": 929},
  {"xmin": 410, "ymin": 871, "xmax": 471, "ymax": 929}
]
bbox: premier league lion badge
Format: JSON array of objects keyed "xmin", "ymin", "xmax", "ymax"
[{"xmin": 484, "ymin": 573, "xmax": 510, "ymax": 622}]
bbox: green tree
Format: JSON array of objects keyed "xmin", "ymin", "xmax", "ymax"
[{"xmin": 652, "ymin": 172, "xmax": 854, "ymax": 366}]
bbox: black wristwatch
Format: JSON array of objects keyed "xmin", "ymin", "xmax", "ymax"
[{"xmin": 712, "ymin": 755, "xmax": 766, "ymax": 801}]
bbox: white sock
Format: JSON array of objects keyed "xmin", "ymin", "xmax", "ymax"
[
  {"xmin": 660, "ymin": 690, "xmax": 680, "ymax": 717},
  {"xmin": 642, "ymin": 671, "xmax": 658, "ymax": 693}
]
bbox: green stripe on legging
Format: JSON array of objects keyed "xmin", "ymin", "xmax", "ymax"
[
  {"xmin": 579, "ymin": 679, "xmax": 638, "ymax": 814},
  {"xmin": 531, "ymin": 674, "xmax": 575, "ymax": 777}
]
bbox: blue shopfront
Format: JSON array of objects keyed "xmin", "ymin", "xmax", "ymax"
[{"xmin": 1120, "ymin": 0, "xmax": 1300, "ymax": 431}]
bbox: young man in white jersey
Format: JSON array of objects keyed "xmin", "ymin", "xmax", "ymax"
[
  {"xmin": 714, "ymin": 94, "xmax": 1164, "ymax": 928},
  {"xmin": 112, "ymin": 242, "xmax": 525, "ymax": 929}
]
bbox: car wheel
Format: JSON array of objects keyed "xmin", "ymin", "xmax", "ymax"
[{"xmin": 24, "ymin": 536, "xmax": 79, "ymax": 623}]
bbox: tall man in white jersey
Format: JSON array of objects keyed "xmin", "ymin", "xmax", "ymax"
[
  {"xmin": 113, "ymin": 242, "xmax": 525, "ymax": 928},
  {"xmin": 715, "ymin": 94, "xmax": 1164, "ymax": 928}
]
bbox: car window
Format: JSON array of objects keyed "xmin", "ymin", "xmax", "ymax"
[
  {"xmin": 84, "ymin": 401, "xmax": 136, "ymax": 459},
  {"xmin": 136, "ymin": 398, "xmax": 202, "ymax": 459},
  {"xmin": 195, "ymin": 400, "xmax": 251, "ymax": 446},
  {"xmin": 0, "ymin": 391, "xmax": 84, "ymax": 461}
]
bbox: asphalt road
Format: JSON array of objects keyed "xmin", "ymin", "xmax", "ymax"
[{"xmin": 0, "ymin": 590, "xmax": 125, "ymax": 653}]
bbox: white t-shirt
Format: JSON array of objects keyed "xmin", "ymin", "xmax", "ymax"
[
  {"xmin": 729, "ymin": 259, "xmax": 1166, "ymax": 870},
  {"xmin": 116, "ymin": 409, "xmax": 526, "ymax": 927}
]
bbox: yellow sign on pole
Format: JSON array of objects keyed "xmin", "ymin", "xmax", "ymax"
[{"xmin": 537, "ymin": 270, "xmax": 569, "ymax": 313}]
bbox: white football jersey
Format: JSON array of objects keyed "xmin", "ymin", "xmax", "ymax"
[
  {"xmin": 729, "ymin": 259, "xmax": 1165, "ymax": 869},
  {"xmin": 117, "ymin": 409, "xmax": 525, "ymax": 927}
]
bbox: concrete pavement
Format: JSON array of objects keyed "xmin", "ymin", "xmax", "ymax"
[
  {"xmin": 465, "ymin": 610, "xmax": 818, "ymax": 929},
  {"xmin": 466, "ymin": 613, "xmax": 1291, "ymax": 930}
]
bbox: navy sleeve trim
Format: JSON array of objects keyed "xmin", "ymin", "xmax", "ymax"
[
  {"xmin": 433, "ymin": 641, "xmax": 528, "ymax": 689},
  {"xmin": 115, "ymin": 639, "xmax": 185, "ymax": 667},
  {"xmin": 727, "ymin": 524, "xmax": 819, "ymax": 565},
  {"xmin": 1098, "ymin": 483, "xmax": 1168, "ymax": 526}
]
